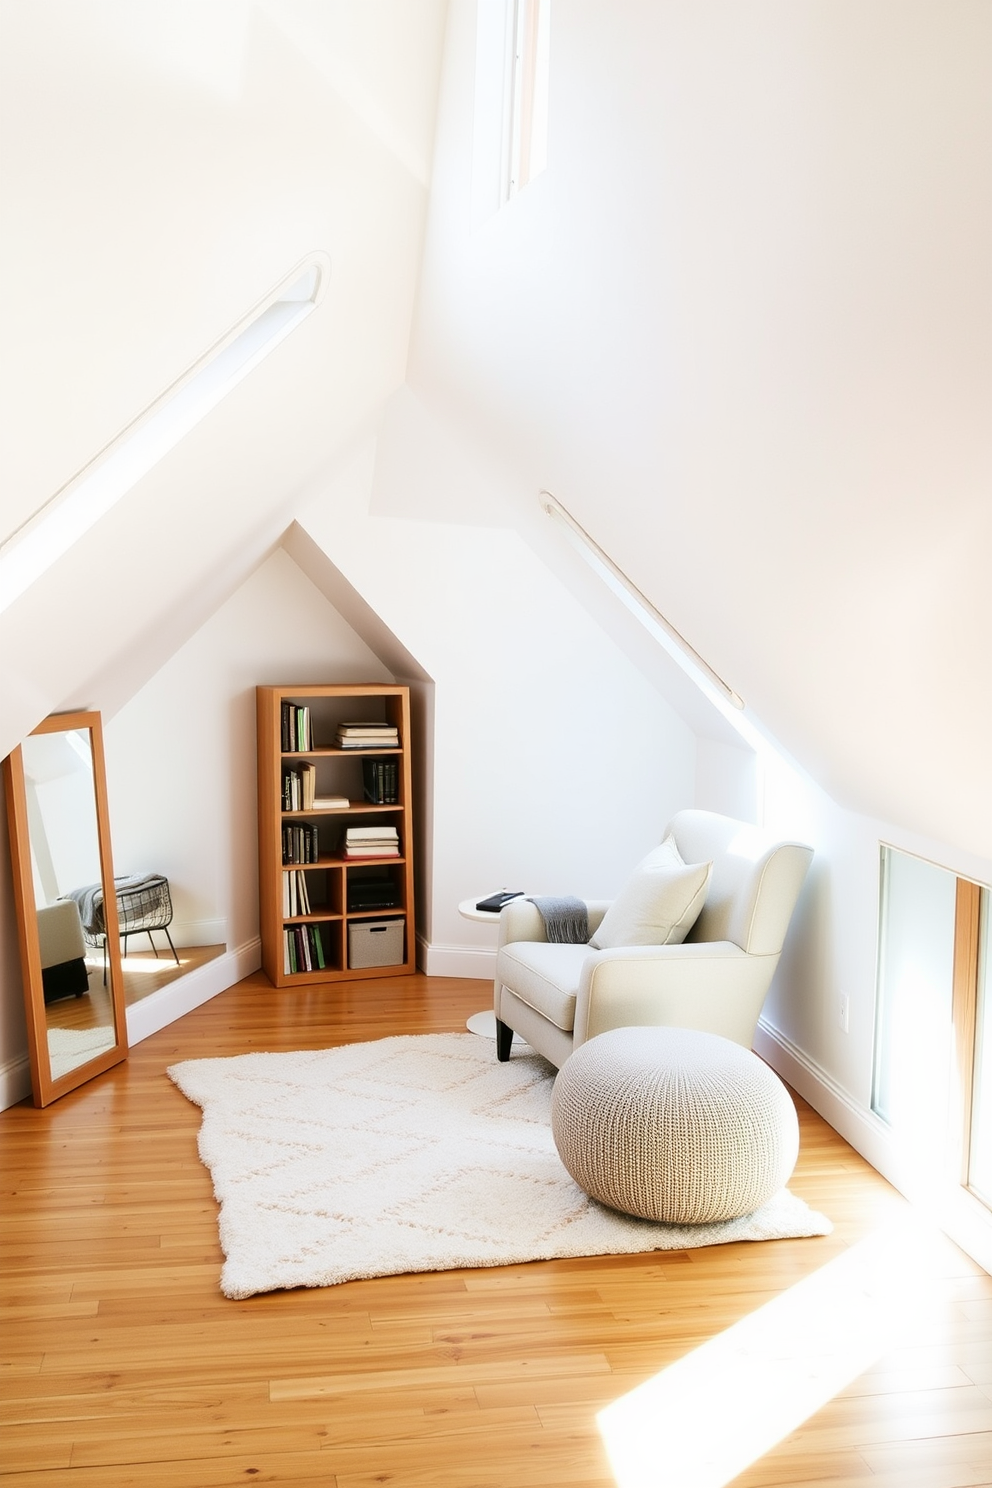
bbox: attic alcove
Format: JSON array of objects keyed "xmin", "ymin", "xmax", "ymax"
[{"xmin": 279, "ymin": 521, "xmax": 436, "ymax": 957}]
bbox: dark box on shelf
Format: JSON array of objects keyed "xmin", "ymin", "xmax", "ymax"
[{"xmin": 347, "ymin": 880, "xmax": 400, "ymax": 913}]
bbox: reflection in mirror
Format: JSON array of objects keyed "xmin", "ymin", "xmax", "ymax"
[
  {"xmin": 22, "ymin": 728, "xmax": 117, "ymax": 1080},
  {"xmin": 3, "ymin": 711, "xmax": 127, "ymax": 1106}
]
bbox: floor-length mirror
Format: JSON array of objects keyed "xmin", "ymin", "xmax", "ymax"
[{"xmin": 3, "ymin": 711, "xmax": 127, "ymax": 1105}]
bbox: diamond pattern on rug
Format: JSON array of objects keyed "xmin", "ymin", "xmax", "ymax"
[{"xmin": 168, "ymin": 1032, "xmax": 831, "ymax": 1299}]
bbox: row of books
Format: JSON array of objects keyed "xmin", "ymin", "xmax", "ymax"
[
  {"xmin": 282, "ymin": 823, "xmax": 320, "ymax": 865},
  {"xmin": 281, "ymin": 702, "xmax": 314, "ymax": 753},
  {"xmin": 283, "ymin": 762, "xmax": 315, "ymax": 811},
  {"xmin": 283, "ymin": 866, "xmax": 401, "ymax": 915},
  {"xmin": 283, "ymin": 763, "xmax": 349, "ymax": 812},
  {"xmin": 336, "ymin": 721, "xmax": 399, "ymax": 750},
  {"xmin": 344, "ymin": 825, "xmax": 400, "ymax": 859},
  {"xmin": 281, "ymin": 707, "xmax": 399, "ymax": 755},
  {"xmin": 363, "ymin": 757, "xmax": 399, "ymax": 804},
  {"xmin": 283, "ymin": 923, "xmax": 328, "ymax": 975},
  {"xmin": 282, "ymin": 869, "xmax": 315, "ymax": 918}
]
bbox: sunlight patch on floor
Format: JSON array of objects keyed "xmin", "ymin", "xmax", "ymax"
[
  {"xmin": 597, "ymin": 1217, "xmax": 937, "ymax": 1488},
  {"xmin": 119, "ymin": 954, "xmax": 192, "ymax": 974}
]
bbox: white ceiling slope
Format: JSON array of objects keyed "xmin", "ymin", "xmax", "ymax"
[
  {"xmin": 410, "ymin": 0, "xmax": 992, "ymax": 859},
  {"xmin": 369, "ymin": 384, "xmax": 751, "ymax": 748},
  {"xmin": 0, "ymin": 0, "xmax": 446, "ymax": 759}
]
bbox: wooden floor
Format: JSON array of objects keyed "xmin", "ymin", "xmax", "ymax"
[
  {"xmin": 2, "ymin": 972, "xmax": 991, "ymax": 1488},
  {"xmin": 45, "ymin": 946, "xmax": 227, "ymax": 1032}
]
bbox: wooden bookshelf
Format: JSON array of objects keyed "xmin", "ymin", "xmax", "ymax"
[{"xmin": 256, "ymin": 684, "xmax": 416, "ymax": 987}]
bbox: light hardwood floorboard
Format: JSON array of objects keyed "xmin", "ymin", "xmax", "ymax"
[{"xmin": 1, "ymin": 970, "xmax": 991, "ymax": 1487}]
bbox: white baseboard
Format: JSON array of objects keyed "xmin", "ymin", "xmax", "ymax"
[
  {"xmin": 0, "ymin": 1052, "xmax": 31, "ymax": 1111},
  {"xmin": 419, "ymin": 939, "xmax": 496, "ymax": 980},
  {"xmin": 753, "ymin": 1017, "xmax": 889, "ymax": 1166},
  {"xmin": 755, "ymin": 1015, "xmax": 992, "ymax": 1276},
  {"xmin": 169, "ymin": 917, "xmax": 228, "ymax": 949},
  {"xmin": 126, "ymin": 937, "xmax": 261, "ymax": 1046}
]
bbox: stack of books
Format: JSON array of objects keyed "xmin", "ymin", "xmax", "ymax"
[
  {"xmin": 282, "ymin": 823, "xmax": 320, "ymax": 864},
  {"xmin": 335, "ymin": 721, "xmax": 399, "ymax": 749},
  {"xmin": 344, "ymin": 825, "xmax": 400, "ymax": 859},
  {"xmin": 283, "ymin": 923, "xmax": 327, "ymax": 975},
  {"xmin": 362, "ymin": 757, "xmax": 399, "ymax": 804},
  {"xmin": 281, "ymin": 702, "xmax": 314, "ymax": 752}
]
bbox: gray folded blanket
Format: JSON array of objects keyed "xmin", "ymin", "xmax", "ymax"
[
  {"xmin": 527, "ymin": 895, "xmax": 589, "ymax": 944},
  {"xmin": 62, "ymin": 881, "xmax": 105, "ymax": 936},
  {"xmin": 63, "ymin": 873, "xmax": 166, "ymax": 936}
]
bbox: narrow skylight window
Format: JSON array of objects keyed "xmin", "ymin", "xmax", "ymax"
[
  {"xmin": 0, "ymin": 253, "xmax": 329, "ymax": 616},
  {"xmin": 503, "ymin": 0, "xmax": 551, "ymax": 201}
]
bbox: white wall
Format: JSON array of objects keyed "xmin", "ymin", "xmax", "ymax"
[
  {"xmin": 295, "ymin": 433, "xmax": 698, "ymax": 976},
  {"xmin": 695, "ymin": 739, "xmax": 758, "ymax": 824},
  {"xmin": 103, "ymin": 548, "xmax": 392, "ymax": 952}
]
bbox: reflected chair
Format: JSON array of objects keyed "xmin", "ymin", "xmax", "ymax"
[
  {"xmin": 37, "ymin": 900, "xmax": 90, "ymax": 1003},
  {"xmin": 65, "ymin": 872, "xmax": 180, "ymax": 981}
]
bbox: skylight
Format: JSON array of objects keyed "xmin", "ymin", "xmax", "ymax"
[
  {"xmin": 503, "ymin": 0, "xmax": 551, "ymax": 201},
  {"xmin": 0, "ymin": 253, "xmax": 329, "ymax": 616}
]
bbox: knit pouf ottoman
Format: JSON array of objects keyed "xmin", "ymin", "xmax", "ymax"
[{"xmin": 551, "ymin": 1026, "xmax": 799, "ymax": 1224}]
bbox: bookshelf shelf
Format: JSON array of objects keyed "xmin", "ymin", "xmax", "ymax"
[
  {"xmin": 257, "ymin": 684, "xmax": 416, "ymax": 987},
  {"xmin": 283, "ymin": 912, "xmax": 344, "ymax": 925},
  {"xmin": 280, "ymin": 748, "xmax": 402, "ymax": 759},
  {"xmin": 281, "ymin": 803, "xmax": 404, "ymax": 818},
  {"xmin": 280, "ymin": 853, "xmax": 408, "ymax": 868}
]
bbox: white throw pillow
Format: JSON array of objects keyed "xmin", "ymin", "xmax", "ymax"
[{"xmin": 589, "ymin": 837, "xmax": 712, "ymax": 950}]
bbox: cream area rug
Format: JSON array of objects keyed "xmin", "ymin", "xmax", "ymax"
[{"xmin": 168, "ymin": 1033, "xmax": 832, "ymax": 1299}]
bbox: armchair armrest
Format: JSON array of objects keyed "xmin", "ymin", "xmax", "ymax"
[
  {"xmin": 496, "ymin": 898, "xmax": 611, "ymax": 952},
  {"xmin": 574, "ymin": 941, "xmax": 781, "ymax": 1050}
]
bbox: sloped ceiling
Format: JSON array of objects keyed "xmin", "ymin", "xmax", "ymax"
[
  {"xmin": 410, "ymin": 0, "xmax": 992, "ymax": 859},
  {"xmin": 2, "ymin": 0, "xmax": 989, "ymax": 867},
  {"xmin": 0, "ymin": 0, "xmax": 446, "ymax": 758}
]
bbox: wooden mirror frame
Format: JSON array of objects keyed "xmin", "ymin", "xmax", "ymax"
[{"xmin": 3, "ymin": 710, "xmax": 128, "ymax": 1106}]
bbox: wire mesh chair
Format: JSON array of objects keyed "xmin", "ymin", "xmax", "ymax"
[
  {"xmin": 114, "ymin": 875, "xmax": 180, "ymax": 963},
  {"xmin": 65, "ymin": 873, "xmax": 180, "ymax": 980}
]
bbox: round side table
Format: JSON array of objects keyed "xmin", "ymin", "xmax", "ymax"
[{"xmin": 459, "ymin": 895, "xmax": 527, "ymax": 1045}]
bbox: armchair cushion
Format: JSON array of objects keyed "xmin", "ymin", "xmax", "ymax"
[
  {"xmin": 589, "ymin": 836, "xmax": 711, "ymax": 950},
  {"xmin": 495, "ymin": 942, "xmax": 591, "ymax": 1031}
]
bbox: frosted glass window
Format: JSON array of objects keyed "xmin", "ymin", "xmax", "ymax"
[
  {"xmin": 872, "ymin": 846, "xmax": 957, "ymax": 1170},
  {"xmin": 968, "ymin": 891, "xmax": 992, "ymax": 1205}
]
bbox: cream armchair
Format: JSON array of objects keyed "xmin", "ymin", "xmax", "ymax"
[{"xmin": 494, "ymin": 809, "xmax": 813, "ymax": 1066}]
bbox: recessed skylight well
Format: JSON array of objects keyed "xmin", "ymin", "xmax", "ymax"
[
  {"xmin": 0, "ymin": 253, "xmax": 330, "ymax": 616},
  {"xmin": 503, "ymin": 0, "xmax": 551, "ymax": 201}
]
